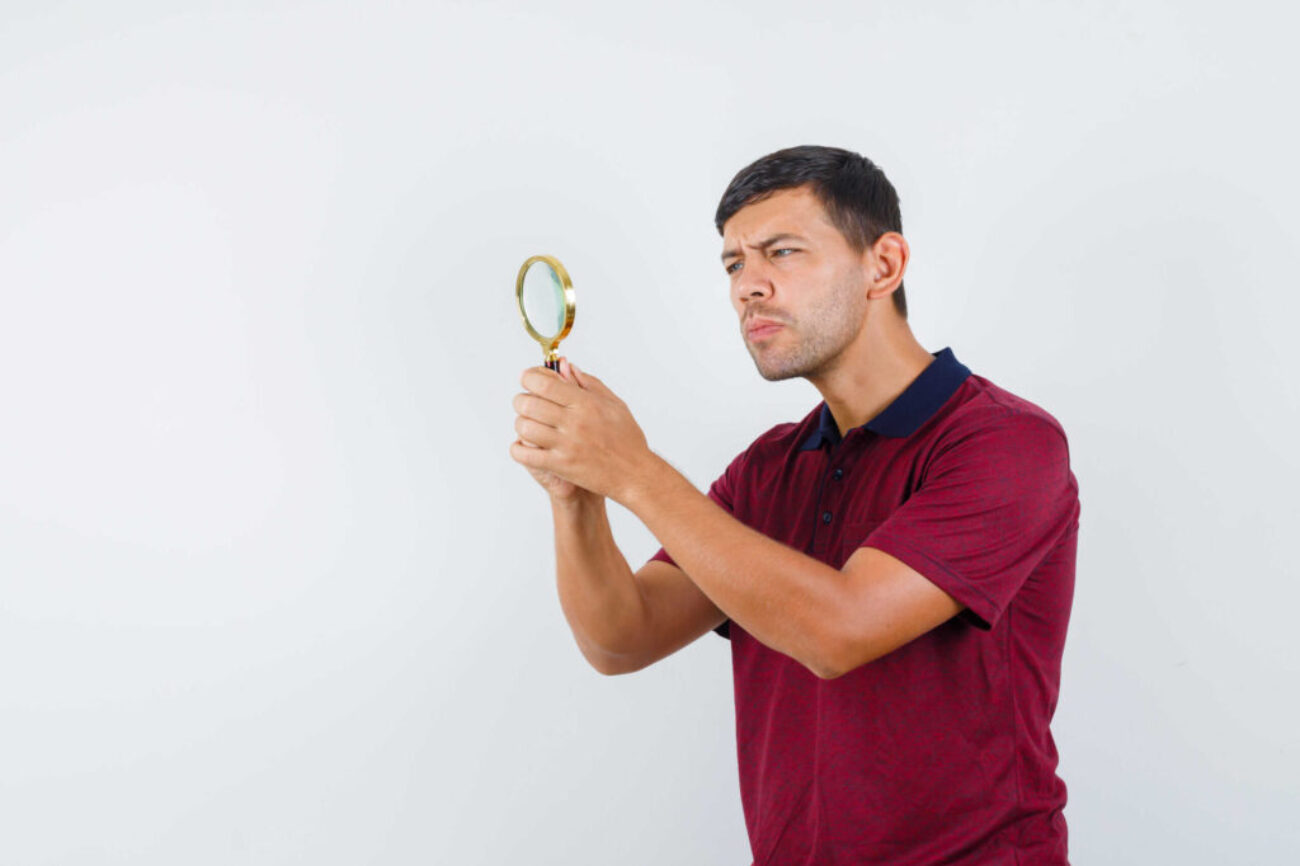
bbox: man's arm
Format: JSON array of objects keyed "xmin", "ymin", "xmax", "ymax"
[
  {"xmin": 511, "ymin": 364, "xmax": 962, "ymax": 680},
  {"xmin": 552, "ymin": 492, "xmax": 728, "ymax": 676},
  {"xmin": 624, "ymin": 457, "xmax": 962, "ymax": 679}
]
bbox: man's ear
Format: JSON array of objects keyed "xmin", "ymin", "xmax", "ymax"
[{"xmin": 866, "ymin": 232, "xmax": 909, "ymax": 299}]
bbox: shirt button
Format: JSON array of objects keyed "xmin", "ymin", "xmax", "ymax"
[
  {"xmin": 822, "ymin": 511, "xmax": 833, "ymax": 524},
  {"xmin": 832, "ymin": 468, "xmax": 844, "ymax": 480}
]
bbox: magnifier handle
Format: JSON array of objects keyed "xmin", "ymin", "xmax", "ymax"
[{"xmin": 545, "ymin": 358, "xmax": 560, "ymax": 372}]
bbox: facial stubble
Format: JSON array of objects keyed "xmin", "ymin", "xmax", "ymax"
[{"xmin": 745, "ymin": 272, "xmax": 869, "ymax": 382}]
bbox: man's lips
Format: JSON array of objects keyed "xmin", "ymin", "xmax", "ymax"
[{"xmin": 745, "ymin": 319, "xmax": 784, "ymax": 340}]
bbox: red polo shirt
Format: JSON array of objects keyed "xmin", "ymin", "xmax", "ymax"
[{"xmin": 649, "ymin": 347, "xmax": 1080, "ymax": 865}]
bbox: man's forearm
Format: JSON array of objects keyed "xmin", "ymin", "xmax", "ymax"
[
  {"xmin": 623, "ymin": 454, "xmax": 846, "ymax": 677},
  {"xmin": 551, "ymin": 493, "xmax": 651, "ymax": 663}
]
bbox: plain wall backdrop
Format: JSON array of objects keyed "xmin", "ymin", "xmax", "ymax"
[{"xmin": 1, "ymin": 1, "xmax": 1297, "ymax": 863}]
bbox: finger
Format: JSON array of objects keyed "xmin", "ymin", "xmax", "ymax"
[
  {"xmin": 569, "ymin": 362, "xmax": 610, "ymax": 396},
  {"xmin": 514, "ymin": 415, "xmax": 560, "ymax": 448},
  {"xmin": 521, "ymin": 366, "xmax": 579, "ymax": 406},
  {"xmin": 565, "ymin": 358, "xmax": 590, "ymax": 390},
  {"xmin": 513, "ymin": 392, "xmax": 566, "ymax": 427},
  {"xmin": 559, "ymin": 356, "xmax": 593, "ymax": 391},
  {"xmin": 509, "ymin": 439, "xmax": 549, "ymax": 469}
]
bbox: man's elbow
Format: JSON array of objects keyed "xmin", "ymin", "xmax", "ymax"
[
  {"xmin": 811, "ymin": 636, "xmax": 882, "ymax": 680},
  {"xmin": 580, "ymin": 643, "xmax": 648, "ymax": 677},
  {"xmin": 800, "ymin": 642, "xmax": 846, "ymax": 680},
  {"xmin": 589, "ymin": 656, "xmax": 638, "ymax": 677},
  {"xmin": 809, "ymin": 661, "xmax": 844, "ymax": 680},
  {"xmin": 809, "ymin": 654, "xmax": 852, "ymax": 680}
]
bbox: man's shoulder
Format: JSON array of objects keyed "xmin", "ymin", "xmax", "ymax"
[
  {"xmin": 941, "ymin": 373, "xmax": 1071, "ymax": 445},
  {"xmin": 703, "ymin": 405, "xmax": 821, "ymax": 485},
  {"xmin": 738, "ymin": 404, "xmax": 824, "ymax": 461},
  {"xmin": 702, "ymin": 409, "xmax": 818, "ymax": 499},
  {"xmin": 913, "ymin": 376, "xmax": 1076, "ymax": 494}
]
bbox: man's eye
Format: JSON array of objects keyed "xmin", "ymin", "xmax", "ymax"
[
  {"xmin": 726, "ymin": 261, "xmax": 742, "ymax": 274},
  {"xmin": 773, "ymin": 248, "xmax": 797, "ymax": 257}
]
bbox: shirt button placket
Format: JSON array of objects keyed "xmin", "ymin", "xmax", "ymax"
[{"xmin": 813, "ymin": 459, "xmax": 848, "ymax": 556}]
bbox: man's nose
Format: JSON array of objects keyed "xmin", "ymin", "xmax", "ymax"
[{"xmin": 732, "ymin": 261, "xmax": 774, "ymax": 305}]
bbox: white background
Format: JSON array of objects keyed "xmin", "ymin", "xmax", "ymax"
[{"xmin": 1, "ymin": 1, "xmax": 1296, "ymax": 863}]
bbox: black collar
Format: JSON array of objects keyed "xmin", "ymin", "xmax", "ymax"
[{"xmin": 799, "ymin": 347, "xmax": 972, "ymax": 450}]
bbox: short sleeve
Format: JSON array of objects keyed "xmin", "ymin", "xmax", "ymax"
[
  {"xmin": 647, "ymin": 449, "xmax": 750, "ymax": 640},
  {"xmin": 862, "ymin": 412, "xmax": 1080, "ymax": 630}
]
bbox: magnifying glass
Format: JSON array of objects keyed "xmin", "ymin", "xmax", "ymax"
[{"xmin": 515, "ymin": 254, "xmax": 576, "ymax": 372}]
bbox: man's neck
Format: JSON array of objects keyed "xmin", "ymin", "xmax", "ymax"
[{"xmin": 809, "ymin": 325, "xmax": 936, "ymax": 438}]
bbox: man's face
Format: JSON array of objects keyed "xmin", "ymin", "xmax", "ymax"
[{"xmin": 721, "ymin": 186, "xmax": 871, "ymax": 381}]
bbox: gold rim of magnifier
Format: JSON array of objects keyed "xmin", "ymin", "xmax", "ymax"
[{"xmin": 515, "ymin": 254, "xmax": 576, "ymax": 363}]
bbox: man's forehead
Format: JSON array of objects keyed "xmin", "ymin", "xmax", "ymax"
[{"xmin": 721, "ymin": 187, "xmax": 833, "ymax": 246}]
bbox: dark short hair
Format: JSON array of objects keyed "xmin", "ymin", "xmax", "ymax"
[{"xmin": 716, "ymin": 145, "xmax": 907, "ymax": 319}]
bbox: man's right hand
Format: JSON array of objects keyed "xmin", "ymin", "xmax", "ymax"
[{"xmin": 514, "ymin": 357, "xmax": 599, "ymax": 503}]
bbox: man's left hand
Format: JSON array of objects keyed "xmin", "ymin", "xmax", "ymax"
[{"xmin": 509, "ymin": 360, "xmax": 658, "ymax": 504}]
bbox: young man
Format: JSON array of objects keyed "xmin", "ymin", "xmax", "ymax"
[{"xmin": 509, "ymin": 145, "xmax": 1080, "ymax": 865}]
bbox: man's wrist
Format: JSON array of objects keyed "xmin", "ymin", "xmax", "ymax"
[
  {"xmin": 551, "ymin": 489, "xmax": 605, "ymax": 515},
  {"xmin": 620, "ymin": 451, "xmax": 677, "ymax": 514}
]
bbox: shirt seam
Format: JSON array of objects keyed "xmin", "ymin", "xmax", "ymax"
[
  {"xmin": 864, "ymin": 530, "xmax": 1002, "ymax": 621},
  {"xmin": 1006, "ymin": 600, "xmax": 1027, "ymax": 855}
]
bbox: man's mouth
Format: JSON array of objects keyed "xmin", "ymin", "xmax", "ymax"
[{"xmin": 745, "ymin": 318, "xmax": 784, "ymax": 340}]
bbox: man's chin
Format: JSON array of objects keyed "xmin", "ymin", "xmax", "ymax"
[{"xmin": 751, "ymin": 357, "xmax": 806, "ymax": 382}]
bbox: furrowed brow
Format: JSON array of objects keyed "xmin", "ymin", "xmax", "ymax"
[{"xmin": 720, "ymin": 233, "xmax": 807, "ymax": 262}]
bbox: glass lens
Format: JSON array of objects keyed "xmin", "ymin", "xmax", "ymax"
[{"xmin": 521, "ymin": 261, "xmax": 567, "ymax": 340}]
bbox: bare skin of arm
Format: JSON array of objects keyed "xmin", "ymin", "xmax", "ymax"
[
  {"xmin": 622, "ymin": 460, "xmax": 963, "ymax": 678},
  {"xmin": 550, "ymin": 491, "xmax": 725, "ymax": 675},
  {"xmin": 515, "ymin": 360, "xmax": 724, "ymax": 675},
  {"xmin": 512, "ymin": 362, "xmax": 963, "ymax": 680}
]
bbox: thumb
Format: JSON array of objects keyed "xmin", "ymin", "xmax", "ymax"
[
  {"xmin": 569, "ymin": 361, "xmax": 603, "ymax": 392},
  {"xmin": 559, "ymin": 357, "xmax": 582, "ymax": 387},
  {"xmin": 566, "ymin": 359, "xmax": 593, "ymax": 391}
]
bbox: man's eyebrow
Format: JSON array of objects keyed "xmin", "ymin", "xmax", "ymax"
[{"xmin": 720, "ymin": 233, "xmax": 808, "ymax": 262}]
